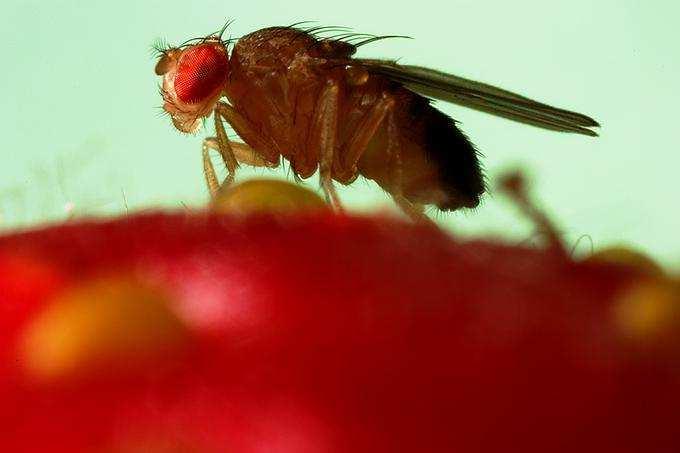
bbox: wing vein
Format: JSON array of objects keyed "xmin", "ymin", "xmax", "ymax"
[{"xmin": 358, "ymin": 59, "xmax": 600, "ymax": 136}]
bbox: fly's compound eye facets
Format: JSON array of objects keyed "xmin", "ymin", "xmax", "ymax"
[{"xmin": 174, "ymin": 44, "xmax": 229, "ymax": 104}]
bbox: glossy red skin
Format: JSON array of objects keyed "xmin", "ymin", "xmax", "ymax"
[{"xmin": 0, "ymin": 212, "xmax": 676, "ymax": 452}]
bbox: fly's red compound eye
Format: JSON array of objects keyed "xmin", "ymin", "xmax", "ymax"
[{"xmin": 174, "ymin": 43, "xmax": 229, "ymax": 104}]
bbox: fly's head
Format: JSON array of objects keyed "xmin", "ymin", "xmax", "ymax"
[{"xmin": 154, "ymin": 37, "xmax": 230, "ymax": 133}]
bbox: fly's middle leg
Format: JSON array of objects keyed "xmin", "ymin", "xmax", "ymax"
[
  {"xmin": 308, "ymin": 79, "xmax": 342, "ymax": 210},
  {"xmin": 333, "ymin": 95, "xmax": 394, "ymax": 182},
  {"xmin": 214, "ymin": 102, "xmax": 280, "ymax": 163},
  {"xmin": 203, "ymin": 101, "xmax": 280, "ymax": 197}
]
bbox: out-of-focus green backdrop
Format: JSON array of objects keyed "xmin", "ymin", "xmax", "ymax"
[{"xmin": 1, "ymin": 0, "xmax": 678, "ymax": 269}]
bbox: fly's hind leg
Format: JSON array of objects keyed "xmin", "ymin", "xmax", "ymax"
[
  {"xmin": 391, "ymin": 193, "xmax": 432, "ymax": 225},
  {"xmin": 335, "ymin": 93, "xmax": 432, "ymax": 224},
  {"xmin": 384, "ymin": 107, "xmax": 432, "ymax": 225}
]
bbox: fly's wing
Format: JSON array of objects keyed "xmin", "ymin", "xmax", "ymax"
[{"xmin": 357, "ymin": 59, "xmax": 600, "ymax": 136}]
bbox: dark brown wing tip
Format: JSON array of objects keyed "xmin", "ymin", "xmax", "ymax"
[
  {"xmin": 579, "ymin": 120, "xmax": 600, "ymax": 137},
  {"xmin": 579, "ymin": 126, "xmax": 600, "ymax": 137},
  {"xmin": 573, "ymin": 114, "xmax": 600, "ymax": 129}
]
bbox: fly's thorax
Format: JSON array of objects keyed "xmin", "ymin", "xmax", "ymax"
[
  {"xmin": 228, "ymin": 27, "xmax": 362, "ymax": 105},
  {"xmin": 232, "ymin": 27, "xmax": 355, "ymax": 73},
  {"xmin": 233, "ymin": 27, "xmax": 320, "ymax": 69}
]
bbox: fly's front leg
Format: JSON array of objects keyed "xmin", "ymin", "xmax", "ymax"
[
  {"xmin": 308, "ymin": 79, "xmax": 342, "ymax": 210},
  {"xmin": 214, "ymin": 102, "xmax": 280, "ymax": 163},
  {"xmin": 202, "ymin": 111, "xmax": 239, "ymax": 197},
  {"xmin": 205, "ymin": 138, "xmax": 275, "ymax": 167},
  {"xmin": 202, "ymin": 140, "xmax": 221, "ymax": 197},
  {"xmin": 202, "ymin": 137, "xmax": 275, "ymax": 198}
]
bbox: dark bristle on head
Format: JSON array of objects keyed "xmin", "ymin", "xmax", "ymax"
[
  {"xmin": 150, "ymin": 38, "xmax": 171, "ymax": 57},
  {"xmin": 409, "ymin": 96, "xmax": 485, "ymax": 210}
]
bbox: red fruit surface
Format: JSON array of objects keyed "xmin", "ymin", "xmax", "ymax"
[{"xmin": 0, "ymin": 212, "xmax": 677, "ymax": 452}]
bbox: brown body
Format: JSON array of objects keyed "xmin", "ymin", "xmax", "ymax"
[
  {"xmin": 222, "ymin": 27, "xmax": 482, "ymax": 209},
  {"xmin": 155, "ymin": 25, "xmax": 598, "ymax": 216}
]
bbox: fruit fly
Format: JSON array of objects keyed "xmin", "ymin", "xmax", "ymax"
[{"xmin": 154, "ymin": 23, "xmax": 599, "ymax": 219}]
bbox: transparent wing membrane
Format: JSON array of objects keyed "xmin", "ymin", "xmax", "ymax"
[{"xmin": 358, "ymin": 59, "xmax": 600, "ymax": 136}]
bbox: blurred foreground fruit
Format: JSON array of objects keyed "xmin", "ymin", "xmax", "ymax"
[{"xmin": 0, "ymin": 179, "xmax": 678, "ymax": 452}]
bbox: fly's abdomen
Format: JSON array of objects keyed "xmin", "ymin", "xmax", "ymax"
[
  {"xmin": 356, "ymin": 87, "xmax": 485, "ymax": 210},
  {"xmin": 405, "ymin": 94, "xmax": 485, "ymax": 210}
]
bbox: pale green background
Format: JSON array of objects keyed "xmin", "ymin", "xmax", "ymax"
[{"xmin": 1, "ymin": 1, "xmax": 678, "ymax": 269}]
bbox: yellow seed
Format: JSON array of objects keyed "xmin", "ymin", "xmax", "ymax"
[
  {"xmin": 20, "ymin": 276, "xmax": 188, "ymax": 381},
  {"xmin": 586, "ymin": 245, "xmax": 665, "ymax": 277},
  {"xmin": 212, "ymin": 178, "xmax": 328, "ymax": 216},
  {"xmin": 615, "ymin": 277, "xmax": 680, "ymax": 355}
]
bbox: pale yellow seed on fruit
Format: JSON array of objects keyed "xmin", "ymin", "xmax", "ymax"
[
  {"xmin": 615, "ymin": 278, "xmax": 680, "ymax": 352},
  {"xmin": 20, "ymin": 276, "xmax": 188, "ymax": 381},
  {"xmin": 586, "ymin": 245, "xmax": 665, "ymax": 277},
  {"xmin": 212, "ymin": 178, "xmax": 328, "ymax": 216}
]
